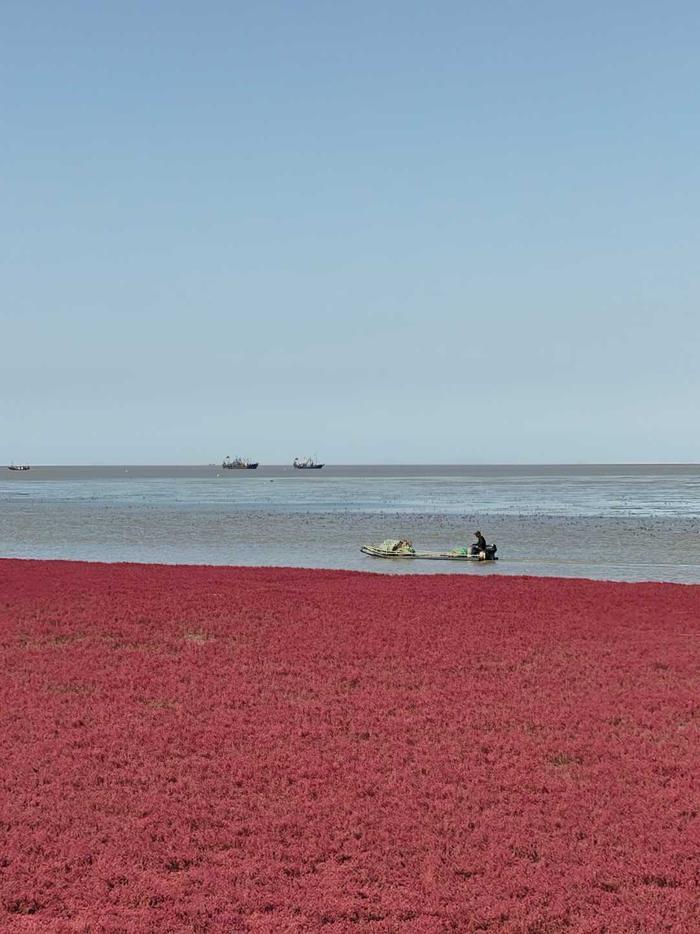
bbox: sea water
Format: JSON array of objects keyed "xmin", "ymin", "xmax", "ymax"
[{"xmin": 1, "ymin": 464, "xmax": 699, "ymax": 583}]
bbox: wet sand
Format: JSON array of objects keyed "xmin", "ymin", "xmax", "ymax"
[
  {"xmin": 3, "ymin": 464, "xmax": 700, "ymax": 582},
  {"xmin": 2, "ymin": 505, "xmax": 699, "ymax": 583}
]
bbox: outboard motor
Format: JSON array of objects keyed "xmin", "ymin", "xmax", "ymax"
[{"xmin": 472, "ymin": 542, "xmax": 497, "ymax": 560}]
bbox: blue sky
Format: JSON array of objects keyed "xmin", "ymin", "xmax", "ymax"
[{"xmin": 2, "ymin": 1, "xmax": 698, "ymax": 463}]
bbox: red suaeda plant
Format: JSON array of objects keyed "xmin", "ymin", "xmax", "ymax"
[{"xmin": 0, "ymin": 559, "xmax": 698, "ymax": 931}]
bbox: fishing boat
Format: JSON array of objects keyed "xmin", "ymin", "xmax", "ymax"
[
  {"xmin": 361, "ymin": 540, "xmax": 498, "ymax": 561},
  {"xmin": 222, "ymin": 456, "xmax": 259, "ymax": 470},
  {"xmin": 293, "ymin": 456, "xmax": 324, "ymax": 469},
  {"xmin": 8, "ymin": 463, "xmax": 31, "ymax": 471}
]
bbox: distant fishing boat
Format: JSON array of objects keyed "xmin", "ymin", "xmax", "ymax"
[
  {"xmin": 222, "ymin": 456, "xmax": 259, "ymax": 470},
  {"xmin": 293, "ymin": 456, "xmax": 324, "ymax": 469},
  {"xmin": 8, "ymin": 463, "xmax": 31, "ymax": 471}
]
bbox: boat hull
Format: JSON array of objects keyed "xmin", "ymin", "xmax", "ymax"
[
  {"xmin": 361, "ymin": 545, "xmax": 498, "ymax": 562},
  {"xmin": 293, "ymin": 464, "xmax": 324, "ymax": 469},
  {"xmin": 222, "ymin": 464, "xmax": 259, "ymax": 469}
]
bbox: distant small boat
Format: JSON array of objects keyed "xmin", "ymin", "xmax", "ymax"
[
  {"xmin": 361, "ymin": 540, "xmax": 498, "ymax": 561},
  {"xmin": 8, "ymin": 463, "xmax": 31, "ymax": 471},
  {"xmin": 293, "ymin": 456, "xmax": 324, "ymax": 469},
  {"xmin": 222, "ymin": 456, "xmax": 259, "ymax": 470}
]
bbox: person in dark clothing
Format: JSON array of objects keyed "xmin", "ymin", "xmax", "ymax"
[{"xmin": 472, "ymin": 530, "xmax": 487, "ymax": 555}]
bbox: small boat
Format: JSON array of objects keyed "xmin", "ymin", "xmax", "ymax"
[
  {"xmin": 293, "ymin": 456, "xmax": 324, "ymax": 469},
  {"xmin": 8, "ymin": 463, "xmax": 31, "ymax": 471},
  {"xmin": 361, "ymin": 540, "xmax": 498, "ymax": 561},
  {"xmin": 222, "ymin": 456, "xmax": 259, "ymax": 470}
]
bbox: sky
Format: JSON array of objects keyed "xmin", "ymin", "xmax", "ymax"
[{"xmin": 2, "ymin": 1, "xmax": 698, "ymax": 464}]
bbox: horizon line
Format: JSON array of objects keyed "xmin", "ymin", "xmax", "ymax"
[{"xmin": 6, "ymin": 461, "xmax": 700, "ymax": 469}]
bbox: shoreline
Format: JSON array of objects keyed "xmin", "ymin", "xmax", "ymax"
[{"xmin": 2, "ymin": 555, "xmax": 700, "ymax": 589}]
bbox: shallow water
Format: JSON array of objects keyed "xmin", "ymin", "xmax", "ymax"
[{"xmin": 2, "ymin": 464, "xmax": 699, "ymax": 583}]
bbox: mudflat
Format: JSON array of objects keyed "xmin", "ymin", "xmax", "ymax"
[{"xmin": 3, "ymin": 463, "xmax": 700, "ymax": 582}]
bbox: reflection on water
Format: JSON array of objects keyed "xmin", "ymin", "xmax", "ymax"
[{"xmin": 2, "ymin": 465, "xmax": 699, "ymax": 583}]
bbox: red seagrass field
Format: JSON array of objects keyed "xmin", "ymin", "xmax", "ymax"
[{"xmin": 0, "ymin": 559, "xmax": 698, "ymax": 933}]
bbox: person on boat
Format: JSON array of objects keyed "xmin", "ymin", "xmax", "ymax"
[{"xmin": 472, "ymin": 530, "xmax": 487, "ymax": 556}]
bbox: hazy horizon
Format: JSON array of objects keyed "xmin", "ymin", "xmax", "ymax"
[{"xmin": 7, "ymin": 461, "xmax": 699, "ymax": 469}]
